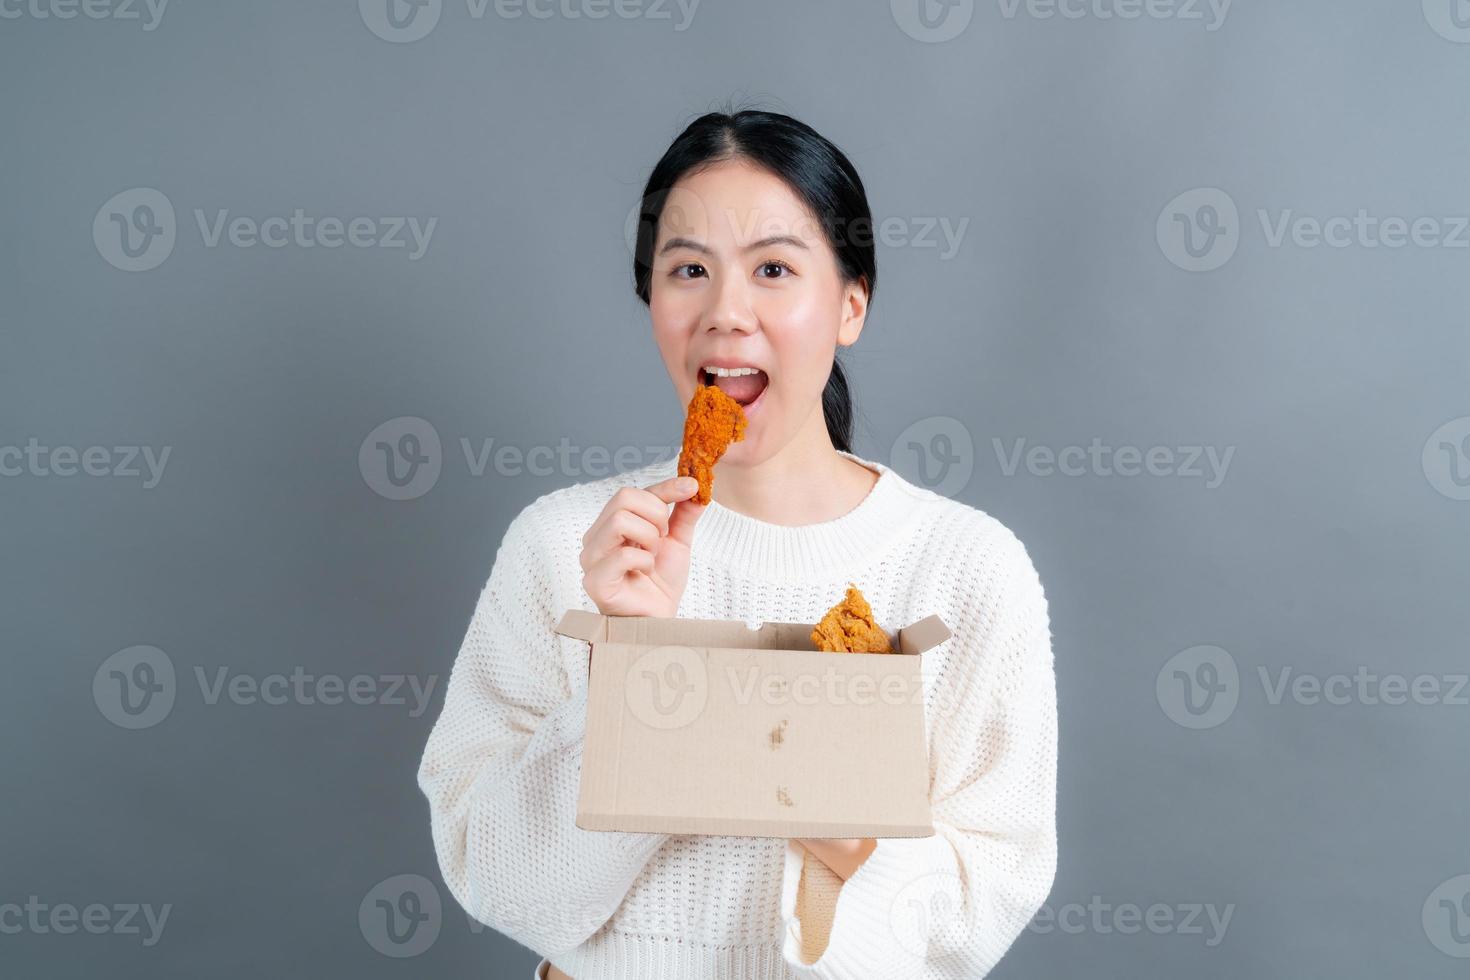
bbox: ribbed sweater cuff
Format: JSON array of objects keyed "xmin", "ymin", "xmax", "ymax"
[{"xmin": 782, "ymin": 833, "xmax": 955, "ymax": 979}]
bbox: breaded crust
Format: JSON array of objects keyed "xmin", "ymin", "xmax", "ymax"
[
  {"xmin": 811, "ymin": 583, "xmax": 893, "ymax": 654},
  {"xmin": 678, "ymin": 384, "xmax": 747, "ymax": 505}
]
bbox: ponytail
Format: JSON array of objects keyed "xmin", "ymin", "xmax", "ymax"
[{"xmin": 822, "ymin": 356, "xmax": 854, "ymax": 454}]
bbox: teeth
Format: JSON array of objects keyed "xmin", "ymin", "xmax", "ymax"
[{"xmin": 701, "ymin": 365, "xmax": 762, "ymax": 377}]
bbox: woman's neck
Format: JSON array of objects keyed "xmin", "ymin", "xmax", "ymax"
[{"xmin": 708, "ymin": 416, "xmax": 879, "ymax": 527}]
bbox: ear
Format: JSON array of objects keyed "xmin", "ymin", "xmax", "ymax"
[{"xmin": 836, "ymin": 275, "xmax": 870, "ymax": 348}]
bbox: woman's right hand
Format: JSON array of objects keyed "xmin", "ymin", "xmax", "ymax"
[{"xmin": 580, "ymin": 475, "xmax": 705, "ymax": 618}]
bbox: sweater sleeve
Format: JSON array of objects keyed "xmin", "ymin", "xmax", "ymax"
[
  {"xmin": 416, "ymin": 504, "xmax": 670, "ymax": 957},
  {"xmin": 779, "ymin": 528, "xmax": 1058, "ymax": 980}
]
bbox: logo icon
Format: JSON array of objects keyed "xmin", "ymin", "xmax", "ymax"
[
  {"xmin": 359, "ymin": 874, "xmax": 442, "ymax": 957},
  {"xmin": 889, "ymin": 870, "xmax": 969, "ymax": 956},
  {"xmin": 1157, "ymin": 188, "xmax": 1239, "ymax": 272},
  {"xmin": 359, "ymin": 0, "xmax": 442, "ymax": 43},
  {"xmin": 1424, "ymin": 875, "xmax": 1470, "ymax": 957},
  {"xmin": 1424, "ymin": 0, "xmax": 1470, "ymax": 42},
  {"xmin": 625, "ymin": 645, "xmax": 708, "ymax": 730},
  {"xmin": 1156, "ymin": 645, "xmax": 1239, "ymax": 729},
  {"xmin": 890, "ymin": 416, "xmax": 974, "ymax": 499},
  {"xmin": 1422, "ymin": 417, "xmax": 1470, "ymax": 500},
  {"xmin": 359, "ymin": 417, "xmax": 442, "ymax": 500},
  {"xmin": 93, "ymin": 646, "xmax": 176, "ymax": 729},
  {"xmin": 94, "ymin": 188, "xmax": 176, "ymax": 272},
  {"xmin": 624, "ymin": 184, "xmax": 711, "ymax": 262},
  {"xmin": 891, "ymin": 0, "xmax": 975, "ymax": 42}
]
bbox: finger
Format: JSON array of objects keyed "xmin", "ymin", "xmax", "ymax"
[
  {"xmin": 666, "ymin": 496, "xmax": 706, "ymax": 548},
  {"xmin": 615, "ymin": 483, "xmax": 683, "ymax": 535},
  {"xmin": 582, "ymin": 484, "xmax": 672, "ymax": 552},
  {"xmin": 644, "ymin": 475, "xmax": 699, "ymax": 507},
  {"xmin": 582, "ymin": 509, "xmax": 661, "ymax": 567},
  {"xmin": 609, "ymin": 509, "xmax": 662, "ymax": 551},
  {"xmin": 584, "ymin": 545, "xmax": 656, "ymax": 595}
]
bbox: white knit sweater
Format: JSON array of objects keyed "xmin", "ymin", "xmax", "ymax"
[{"xmin": 417, "ymin": 450, "xmax": 1057, "ymax": 980}]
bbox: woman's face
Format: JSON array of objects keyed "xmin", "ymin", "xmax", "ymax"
[{"xmin": 648, "ymin": 158, "xmax": 868, "ymax": 464}]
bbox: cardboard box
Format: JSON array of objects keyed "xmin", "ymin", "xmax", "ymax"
[{"xmin": 553, "ymin": 609, "xmax": 952, "ymax": 839}]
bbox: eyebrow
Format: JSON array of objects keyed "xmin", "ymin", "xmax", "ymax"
[{"xmin": 658, "ymin": 234, "xmax": 810, "ymax": 256}]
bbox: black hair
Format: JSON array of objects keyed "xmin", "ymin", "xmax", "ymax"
[{"xmin": 631, "ymin": 108, "xmax": 876, "ymax": 455}]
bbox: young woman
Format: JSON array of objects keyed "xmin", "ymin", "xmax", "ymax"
[{"xmin": 418, "ymin": 109, "xmax": 1058, "ymax": 980}]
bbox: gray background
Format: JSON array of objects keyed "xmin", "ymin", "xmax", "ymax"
[{"xmin": 3, "ymin": 0, "xmax": 1468, "ymax": 977}]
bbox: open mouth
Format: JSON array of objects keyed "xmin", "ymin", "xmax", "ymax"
[{"xmin": 699, "ymin": 364, "xmax": 770, "ymax": 411}]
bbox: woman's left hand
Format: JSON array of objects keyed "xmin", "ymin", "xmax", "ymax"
[{"xmin": 792, "ymin": 837, "xmax": 878, "ymax": 880}]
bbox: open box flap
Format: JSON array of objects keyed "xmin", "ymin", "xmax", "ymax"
[
  {"xmin": 897, "ymin": 615, "xmax": 952, "ymax": 655},
  {"xmin": 596, "ymin": 615, "xmax": 811, "ymax": 650},
  {"xmin": 552, "ymin": 609, "xmax": 606, "ymax": 643}
]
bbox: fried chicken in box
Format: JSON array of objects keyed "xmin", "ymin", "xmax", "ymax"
[
  {"xmin": 678, "ymin": 384, "xmax": 747, "ymax": 505},
  {"xmin": 811, "ymin": 583, "xmax": 893, "ymax": 654}
]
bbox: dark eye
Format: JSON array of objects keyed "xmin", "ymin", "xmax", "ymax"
[
  {"xmin": 671, "ymin": 263, "xmax": 707, "ymax": 279},
  {"xmin": 757, "ymin": 260, "xmax": 793, "ymax": 279}
]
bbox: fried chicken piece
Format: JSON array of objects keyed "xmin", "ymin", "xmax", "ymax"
[
  {"xmin": 678, "ymin": 384, "xmax": 747, "ymax": 505},
  {"xmin": 811, "ymin": 583, "xmax": 893, "ymax": 654}
]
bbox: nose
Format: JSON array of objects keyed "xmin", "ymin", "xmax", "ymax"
[{"xmin": 701, "ymin": 268, "xmax": 758, "ymax": 335}]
